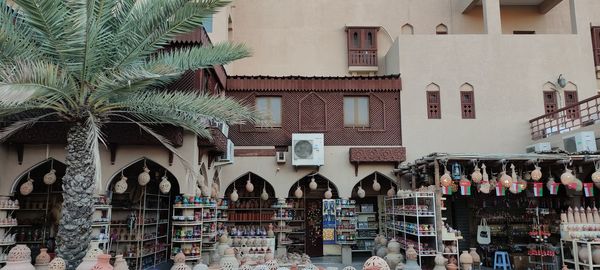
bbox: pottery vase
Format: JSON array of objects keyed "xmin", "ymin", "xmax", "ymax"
[
  {"xmin": 469, "ymin": 248, "xmax": 480, "ymax": 264},
  {"xmin": 48, "ymin": 258, "xmax": 66, "ymax": 270},
  {"xmin": 384, "ymin": 239, "xmax": 404, "ymax": 269},
  {"xmin": 20, "ymin": 179, "xmax": 34, "ymax": 196},
  {"xmin": 171, "ymin": 253, "xmax": 192, "ymax": 270},
  {"xmin": 43, "ymin": 169, "xmax": 57, "ymax": 185},
  {"xmin": 579, "ymin": 245, "xmax": 590, "ymax": 263},
  {"xmin": 460, "ymin": 251, "xmax": 473, "ymax": 270},
  {"xmin": 113, "ymin": 255, "xmax": 129, "ymax": 270},
  {"xmin": 91, "ymin": 254, "xmax": 113, "ymax": 270},
  {"xmin": 433, "ymin": 253, "xmax": 447, "ymax": 270},
  {"xmin": 363, "ymin": 256, "xmax": 391, "ymax": 270},
  {"xmin": 593, "ymin": 246, "xmax": 600, "ymax": 264},
  {"xmin": 114, "ymin": 176, "xmax": 128, "ymax": 194},
  {"xmin": 220, "ymin": 248, "xmax": 239, "ymax": 270},
  {"xmin": 76, "ymin": 244, "xmax": 103, "ymax": 270},
  {"xmin": 35, "ymin": 248, "xmax": 51, "ymax": 265},
  {"xmin": 159, "ymin": 176, "xmax": 171, "ymax": 194},
  {"xmin": 405, "ymin": 244, "xmax": 418, "ymax": 261},
  {"xmin": 138, "ymin": 167, "xmax": 151, "ymax": 186}
]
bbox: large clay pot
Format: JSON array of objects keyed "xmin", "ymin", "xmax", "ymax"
[
  {"xmin": 405, "ymin": 244, "xmax": 418, "ymax": 261},
  {"xmin": 91, "ymin": 254, "xmax": 113, "ymax": 270},
  {"xmin": 76, "ymin": 244, "xmax": 103, "ymax": 270},
  {"xmin": 171, "ymin": 253, "xmax": 192, "ymax": 270},
  {"xmin": 384, "ymin": 239, "xmax": 404, "ymax": 269},
  {"xmin": 460, "ymin": 251, "xmax": 473, "ymax": 270},
  {"xmin": 592, "ymin": 246, "xmax": 600, "ymax": 264},
  {"xmin": 35, "ymin": 248, "xmax": 51, "ymax": 265},
  {"xmin": 433, "ymin": 253, "xmax": 447, "ymax": 270},
  {"xmin": 469, "ymin": 248, "xmax": 480, "ymax": 264},
  {"xmin": 579, "ymin": 245, "xmax": 590, "ymax": 263},
  {"xmin": 220, "ymin": 248, "xmax": 239, "ymax": 270},
  {"xmin": 1, "ymin": 245, "xmax": 35, "ymax": 270},
  {"xmin": 113, "ymin": 255, "xmax": 129, "ymax": 270}
]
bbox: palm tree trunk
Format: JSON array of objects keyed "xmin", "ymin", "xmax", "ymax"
[{"xmin": 56, "ymin": 123, "xmax": 96, "ymax": 269}]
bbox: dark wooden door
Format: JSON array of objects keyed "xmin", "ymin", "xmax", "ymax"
[{"xmin": 305, "ymin": 199, "xmax": 323, "ymax": 257}]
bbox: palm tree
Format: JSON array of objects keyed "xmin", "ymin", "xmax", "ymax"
[{"xmin": 0, "ymin": 0, "xmax": 259, "ymax": 267}]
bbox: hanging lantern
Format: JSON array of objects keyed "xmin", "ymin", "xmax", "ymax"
[
  {"xmin": 324, "ymin": 188, "xmax": 333, "ymax": 199},
  {"xmin": 20, "ymin": 173, "xmax": 34, "ymax": 196},
  {"xmin": 246, "ymin": 175, "xmax": 254, "ymax": 193},
  {"xmin": 138, "ymin": 160, "xmax": 151, "ymax": 186},
  {"xmin": 510, "ymin": 164, "xmax": 517, "ymax": 185},
  {"xmin": 159, "ymin": 175, "xmax": 171, "ymax": 194},
  {"xmin": 43, "ymin": 160, "xmax": 57, "ymax": 185},
  {"xmin": 309, "ymin": 176, "xmax": 318, "ymax": 190},
  {"xmin": 114, "ymin": 174, "xmax": 128, "ymax": 194},
  {"xmin": 561, "ymin": 168, "xmax": 576, "ymax": 185},
  {"xmin": 357, "ymin": 186, "xmax": 366, "ymax": 198},
  {"xmin": 387, "ymin": 186, "xmax": 395, "ymax": 198},
  {"xmin": 294, "ymin": 186, "xmax": 303, "ymax": 199},
  {"xmin": 440, "ymin": 170, "xmax": 452, "ymax": 187},
  {"xmin": 523, "ymin": 171, "xmax": 532, "ymax": 181},
  {"xmin": 230, "ymin": 187, "xmax": 239, "ymax": 202},
  {"xmin": 372, "ymin": 174, "xmax": 381, "ymax": 192},
  {"xmin": 471, "ymin": 165, "xmax": 482, "ymax": 184},
  {"xmin": 451, "ymin": 163, "xmax": 462, "ymax": 180},
  {"xmin": 499, "ymin": 172, "xmax": 512, "ymax": 188},
  {"xmin": 531, "ymin": 165, "xmax": 542, "ymax": 181}
]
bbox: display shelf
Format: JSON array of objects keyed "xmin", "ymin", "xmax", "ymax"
[
  {"xmin": 170, "ymin": 195, "xmax": 218, "ymax": 264},
  {"xmin": 0, "ymin": 197, "xmax": 19, "ymax": 266},
  {"xmin": 384, "ymin": 191, "xmax": 438, "ymax": 267},
  {"xmin": 335, "ymin": 199, "xmax": 357, "ymax": 244}
]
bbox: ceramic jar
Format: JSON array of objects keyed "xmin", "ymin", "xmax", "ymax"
[
  {"xmin": 171, "ymin": 253, "xmax": 192, "ymax": 270},
  {"xmin": 580, "ymin": 245, "xmax": 590, "ymax": 263},
  {"xmin": 469, "ymin": 248, "xmax": 480, "ymax": 265},
  {"xmin": 160, "ymin": 176, "xmax": 172, "ymax": 194},
  {"xmin": 138, "ymin": 167, "xmax": 151, "ymax": 186},
  {"xmin": 76, "ymin": 244, "xmax": 103, "ymax": 270},
  {"xmin": 363, "ymin": 256, "xmax": 391, "ymax": 270},
  {"xmin": 43, "ymin": 169, "xmax": 57, "ymax": 185},
  {"xmin": 406, "ymin": 244, "xmax": 418, "ymax": 261},
  {"xmin": 114, "ymin": 176, "xmax": 128, "ymax": 194},
  {"xmin": 384, "ymin": 239, "xmax": 404, "ymax": 269},
  {"xmin": 1, "ymin": 245, "xmax": 35, "ymax": 270},
  {"xmin": 113, "ymin": 255, "xmax": 128, "ymax": 270},
  {"xmin": 35, "ymin": 248, "xmax": 51, "ymax": 265},
  {"xmin": 220, "ymin": 248, "xmax": 239, "ymax": 270},
  {"xmin": 91, "ymin": 254, "xmax": 113, "ymax": 270},
  {"xmin": 20, "ymin": 179, "xmax": 34, "ymax": 196},
  {"xmin": 192, "ymin": 262, "xmax": 208, "ymax": 270},
  {"xmin": 433, "ymin": 253, "xmax": 447, "ymax": 270},
  {"xmin": 460, "ymin": 251, "xmax": 473, "ymax": 270}
]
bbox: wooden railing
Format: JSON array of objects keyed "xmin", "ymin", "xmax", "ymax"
[
  {"xmin": 348, "ymin": 50, "xmax": 377, "ymax": 66},
  {"xmin": 529, "ymin": 94, "xmax": 600, "ymax": 140}
]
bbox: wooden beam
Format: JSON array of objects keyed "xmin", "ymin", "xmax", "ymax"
[
  {"xmin": 538, "ymin": 0, "xmax": 563, "ymax": 14},
  {"xmin": 462, "ymin": 0, "xmax": 480, "ymax": 14}
]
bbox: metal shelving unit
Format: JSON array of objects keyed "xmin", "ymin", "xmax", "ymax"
[
  {"xmin": 170, "ymin": 197, "xmax": 218, "ymax": 264},
  {"xmin": 385, "ymin": 191, "xmax": 439, "ymax": 267}
]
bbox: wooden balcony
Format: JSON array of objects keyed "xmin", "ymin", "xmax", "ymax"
[
  {"xmin": 529, "ymin": 94, "xmax": 600, "ymax": 140},
  {"xmin": 348, "ymin": 50, "xmax": 377, "ymax": 67}
]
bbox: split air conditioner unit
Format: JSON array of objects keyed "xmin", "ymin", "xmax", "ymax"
[
  {"xmin": 525, "ymin": 142, "xmax": 552, "ymax": 153},
  {"xmin": 562, "ymin": 131, "xmax": 597, "ymax": 153},
  {"xmin": 217, "ymin": 139, "xmax": 234, "ymax": 162},
  {"xmin": 291, "ymin": 133, "xmax": 325, "ymax": 166}
]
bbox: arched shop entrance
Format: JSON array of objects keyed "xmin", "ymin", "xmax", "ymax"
[
  {"xmin": 350, "ymin": 172, "xmax": 397, "ymax": 256},
  {"xmin": 11, "ymin": 158, "xmax": 66, "ymax": 261},
  {"xmin": 107, "ymin": 158, "xmax": 180, "ymax": 270},
  {"xmin": 287, "ymin": 174, "xmax": 339, "ymax": 257}
]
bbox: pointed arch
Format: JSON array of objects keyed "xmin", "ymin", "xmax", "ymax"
[
  {"xmin": 288, "ymin": 173, "xmax": 339, "ymax": 199},
  {"xmin": 426, "ymin": 83, "xmax": 440, "ymax": 92},
  {"xmin": 542, "ymin": 81, "xmax": 557, "ymax": 92},
  {"xmin": 459, "ymin": 82, "xmax": 474, "ymax": 92},
  {"xmin": 436, "ymin": 23, "xmax": 448, "ymax": 34},
  {"xmin": 351, "ymin": 172, "xmax": 396, "ymax": 198},
  {"xmin": 11, "ymin": 158, "xmax": 66, "ymax": 195},
  {"xmin": 401, "ymin": 23, "xmax": 414, "ymax": 35},
  {"xmin": 565, "ymin": 81, "xmax": 578, "ymax": 92},
  {"xmin": 106, "ymin": 157, "xmax": 180, "ymax": 196},
  {"xmin": 224, "ymin": 172, "xmax": 276, "ymax": 198},
  {"xmin": 299, "ymin": 92, "xmax": 327, "ymax": 131}
]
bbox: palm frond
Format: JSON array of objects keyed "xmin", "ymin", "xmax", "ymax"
[
  {"xmin": 112, "ymin": 90, "xmax": 261, "ymax": 138},
  {"xmin": 0, "ymin": 0, "xmax": 42, "ymax": 63},
  {"xmin": 0, "ymin": 112, "xmax": 59, "ymax": 141},
  {"xmin": 85, "ymin": 112, "xmax": 105, "ymax": 193},
  {"xmin": 0, "ymin": 60, "xmax": 78, "ymax": 107},
  {"xmin": 12, "ymin": 0, "xmax": 75, "ymax": 66},
  {"xmin": 146, "ymin": 42, "xmax": 251, "ymax": 72},
  {"xmin": 113, "ymin": 0, "xmax": 229, "ymax": 68}
]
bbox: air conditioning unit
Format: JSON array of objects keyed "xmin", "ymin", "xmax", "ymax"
[
  {"xmin": 276, "ymin": 151, "xmax": 286, "ymax": 163},
  {"xmin": 562, "ymin": 131, "xmax": 597, "ymax": 153},
  {"xmin": 292, "ymin": 133, "xmax": 324, "ymax": 166},
  {"xmin": 210, "ymin": 120, "xmax": 229, "ymax": 137},
  {"xmin": 525, "ymin": 142, "xmax": 552, "ymax": 153},
  {"xmin": 217, "ymin": 139, "xmax": 234, "ymax": 162}
]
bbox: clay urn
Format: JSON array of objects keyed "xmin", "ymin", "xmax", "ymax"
[
  {"xmin": 76, "ymin": 244, "xmax": 103, "ymax": 270},
  {"xmin": 35, "ymin": 248, "xmax": 51, "ymax": 266},
  {"xmin": 171, "ymin": 253, "xmax": 192, "ymax": 270},
  {"xmin": 363, "ymin": 256, "xmax": 391, "ymax": 270},
  {"xmin": 459, "ymin": 251, "xmax": 473, "ymax": 270},
  {"xmin": 433, "ymin": 253, "xmax": 447, "ymax": 270},
  {"xmin": 113, "ymin": 255, "xmax": 129, "ymax": 270},
  {"xmin": 91, "ymin": 254, "xmax": 113, "ymax": 270},
  {"xmin": 48, "ymin": 258, "xmax": 66, "ymax": 270},
  {"xmin": 469, "ymin": 248, "xmax": 480, "ymax": 264}
]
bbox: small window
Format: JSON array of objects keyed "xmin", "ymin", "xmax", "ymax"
[
  {"xmin": 426, "ymin": 91, "xmax": 441, "ymax": 119},
  {"xmin": 543, "ymin": 91, "xmax": 558, "ymax": 118},
  {"xmin": 256, "ymin": 97, "xmax": 282, "ymax": 127},
  {"xmin": 564, "ymin": 90, "xmax": 580, "ymax": 119},
  {"xmin": 344, "ymin": 96, "xmax": 369, "ymax": 127},
  {"xmin": 460, "ymin": 91, "xmax": 475, "ymax": 119}
]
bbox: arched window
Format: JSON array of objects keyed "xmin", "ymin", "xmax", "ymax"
[
  {"xmin": 426, "ymin": 83, "xmax": 441, "ymax": 119},
  {"xmin": 401, "ymin": 24, "xmax": 414, "ymax": 35},
  {"xmin": 542, "ymin": 82, "xmax": 558, "ymax": 118},
  {"xmin": 367, "ymin": 32, "xmax": 373, "ymax": 47},
  {"xmin": 353, "ymin": 32, "xmax": 360, "ymax": 48},
  {"xmin": 436, "ymin": 23, "xmax": 448, "ymax": 35},
  {"xmin": 459, "ymin": 83, "xmax": 475, "ymax": 119},
  {"xmin": 564, "ymin": 82, "xmax": 579, "ymax": 119}
]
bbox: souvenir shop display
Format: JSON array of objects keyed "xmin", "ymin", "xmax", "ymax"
[
  {"xmin": 170, "ymin": 195, "xmax": 218, "ymax": 263},
  {"xmin": 0, "ymin": 196, "xmax": 18, "ymax": 266}
]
